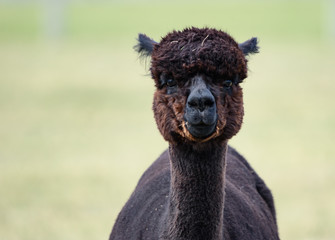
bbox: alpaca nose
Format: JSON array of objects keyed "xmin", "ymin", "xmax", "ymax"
[
  {"xmin": 187, "ymin": 88, "xmax": 215, "ymax": 112},
  {"xmin": 185, "ymin": 77, "xmax": 217, "ymax": 127}
]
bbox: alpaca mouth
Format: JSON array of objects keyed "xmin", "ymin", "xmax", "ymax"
[{"xmin": 185, "ymin": 121, "xmax": 217, "ymax": 139}]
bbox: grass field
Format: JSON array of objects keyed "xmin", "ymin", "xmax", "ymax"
[{"xmin": 0, "ymin": 1, "xmax": 335, "ymax": 239}]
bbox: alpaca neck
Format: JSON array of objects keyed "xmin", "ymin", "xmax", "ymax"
[{"xmin": 160, "ymin": 141, "xmax": 227, "ymax": 240}]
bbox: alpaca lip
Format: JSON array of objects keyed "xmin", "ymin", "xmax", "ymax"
[{"xmin": 185, "ymin": 121, "xmax": 217, "ymax": 139}]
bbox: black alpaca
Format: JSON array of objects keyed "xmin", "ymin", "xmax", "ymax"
[{"xmin": 109, "ymin": 27, "xmax": 280, "ymax": 240}]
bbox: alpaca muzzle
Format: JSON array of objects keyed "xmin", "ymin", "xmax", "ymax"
[{"xmin": 183, "ymin": 76, "xmax": 218, "ymax": 142}]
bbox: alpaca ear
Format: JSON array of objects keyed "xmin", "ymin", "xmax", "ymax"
[
  {"xmin": 238, "ymin": 37, "xmax": 259, "ymax": 56},
  {"xmin": 134, "ymin": 33, "xmax": 157, "ymax": 57}
]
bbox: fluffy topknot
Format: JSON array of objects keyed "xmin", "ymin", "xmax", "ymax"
[{"xmin": 150, "ymin": 27, "xmax": 248, "ymax": 86}]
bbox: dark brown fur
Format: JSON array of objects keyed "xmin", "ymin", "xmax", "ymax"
[{"xmin": 151, "ymin": 28, "xmax": 247, "ymax": 85}]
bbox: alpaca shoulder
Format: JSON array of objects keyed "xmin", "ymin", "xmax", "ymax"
[
  {"xmin": 226, "ymin": 146, "xmax": 278, "ymax": 234},
  {"xmin": 109, "ymin": 151, "xmax": 170, "ymax": 240}
]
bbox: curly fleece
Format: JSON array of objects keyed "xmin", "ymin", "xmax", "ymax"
[{"xmin": 151, "ymin": 27, "xmax": 248, "ymax": 87}]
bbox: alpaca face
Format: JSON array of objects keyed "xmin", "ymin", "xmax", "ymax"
[
  {"xmin": 152, "ymin": 70, "xmax": 244, "ymax": 144},
  {"xmin": 135, "ymin": 28, "xmax": 259, "ymax": 144}
]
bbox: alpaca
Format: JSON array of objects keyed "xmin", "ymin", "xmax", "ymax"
[{"xmin": 109, "ymin": 27, "xmax": 280, "ymax": 240}]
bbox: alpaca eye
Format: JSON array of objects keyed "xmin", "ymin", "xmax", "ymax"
[
  {"xmin": 167, "ymin": 79, "xmax": 177, "ymax": 87},
  {"xmin": 223, "ymin": 80, "xmax": 233, "ymax": 88}
]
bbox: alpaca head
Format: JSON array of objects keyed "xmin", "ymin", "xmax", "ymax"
[{"xmin": 135, "ymin": 27, "xmax": 259, "ymax": 145}]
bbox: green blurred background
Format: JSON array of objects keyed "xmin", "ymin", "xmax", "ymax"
[{"xmin": 0, "ymin": 0, "xmax": 334, "ymax": 239}]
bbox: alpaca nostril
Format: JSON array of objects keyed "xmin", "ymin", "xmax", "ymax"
[
  {"xmin": 187, "ymin": 100, "xmax": 198, "ymax": 109},
  {"xmin": 203, "ymin": 98, "xmax": 214, "ymax": 108}
]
